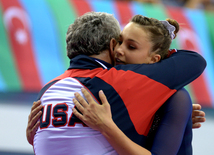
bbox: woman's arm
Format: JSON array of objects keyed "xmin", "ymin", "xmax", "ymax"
[
  {"xmin": 147, "ymin": 88, "xmax": 193, "ymax": 155},
  {"xmin": 72, "ymin": 88, "xmax": 151, "ymax": 155},
  {"xmin": 117, "ymin": 50, "xmax": 206, "ymax": 91},
  {"xmin": 25, "ymin": 100, "xmax": 206, "ymax": 146},
  {"xmin": 72, "ymin": 88, "xmax": 207, "ymax": 155}
]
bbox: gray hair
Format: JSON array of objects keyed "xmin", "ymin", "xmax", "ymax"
[{"xmin": 66, "ymin": 12, "xmax": 121, "ymax": 59}]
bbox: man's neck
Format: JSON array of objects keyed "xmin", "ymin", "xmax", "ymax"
[{"xmin": 89, "ymin": 50, "xmax": 113, "ymax": 65}]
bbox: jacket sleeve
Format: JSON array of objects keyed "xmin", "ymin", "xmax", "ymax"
[{"xmin": 163, "ymin": 50, "xmax": 207, "ymax": 90}]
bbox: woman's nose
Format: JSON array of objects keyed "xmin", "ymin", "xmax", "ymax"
[{"xmin": 115, "ymin": 45, "xmax": 124, "ymax": 56}]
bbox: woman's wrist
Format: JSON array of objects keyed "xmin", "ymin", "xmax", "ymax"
[{"xmin": 99, "ymin": 119, "xmax": 116, "ymax": 136}]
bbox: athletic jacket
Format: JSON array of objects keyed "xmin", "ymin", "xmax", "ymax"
[{"xmin": 34, "ymin": 50, "xmax": 206, "ymax": 155}]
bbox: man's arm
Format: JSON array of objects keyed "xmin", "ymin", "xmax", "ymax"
[
  {"xmin": 26, "ymin": 101, "xmax": 43, "ymax": 145},
  {"xmin": 192, "ymin": 104, "xmax": 206, "ymax": 129}
]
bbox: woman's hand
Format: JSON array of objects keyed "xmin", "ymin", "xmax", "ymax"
[
  {"xmin": 72, "ymin": 88, "xmax": 151, "ymax": 155},
  {"xmin": 72, "ymin": 88, "xmax": 113, "ymax": 132}
]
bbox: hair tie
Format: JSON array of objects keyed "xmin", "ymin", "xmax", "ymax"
[
  {"xmin": 160, "ymin": 20, "xmax": 175, "ymax": 39},
  {"xmin": 167, "ymin": 49, "xmax": 177, "ymax": 57}
]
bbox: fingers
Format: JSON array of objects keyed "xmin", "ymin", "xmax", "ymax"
[
  {"xmin": 30, "ymin": 110, "xmax": 42, "ymax": 128},
  {"xmin": 99, "ymin": 90, "xmax": 109, "ymax": 106},
  {"xmin": 74, "ymin": 90, "xmax": 89, "ymax": 108},
  {"xmin": 191, "ymin": 109, "xmax": 206, "ymax": 129},
  {"xmin": 192, "ymin": 123, "xmax": 202, "ymax": 129},
  {"xmin": 26, "ymin": 119, "xmax": 40, "ymax": 145},
  {"xmin": 198, "ymin": 110, "xmax": 205, "ymax": 117},
  {"xmin": 28, "ymin": 101, "xmax": 43, "ymax": 127},
  {"xmin": 192, "ymin": 110, "xmax": 205, "ymax": 117},
  {"xmin": 73, "ymin": 88, "xmax": 95, "ymax": 120},
  {"xmin": 72, "ymin": 107, "xmax": 84, "ymax": 121},
  {"xmin": 29, "ymin": 101, "xmax": 42, "ymax": 119},
  {"xmin": 192, "ymin": 104, "xmax": 202, "ymax": 111},
  {"xmin": 192, "ymin": 117, "xmax": 206, "ymax": 124},
  {"xmin": 33, "ymin": 121, "xmax": 40, "ymax": 132},
  {"xmin": 31, "ymin": 100, "xmax": 42, "ymax": 113},
  {"xmin": 81, "ymin": 88, "xmax": 95, "ymax": 104},
  {"xmin": 73, "ymin": 98, "xmax": 85, "ymax": 115},
  {"xmin": 27, "ymin": 100, "xmax": 42, "ymax": 145}
]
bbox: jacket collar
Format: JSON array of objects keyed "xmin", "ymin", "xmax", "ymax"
[{"xmin": 68, "ymin": 55, "xmax": 113, "ymax": 70}]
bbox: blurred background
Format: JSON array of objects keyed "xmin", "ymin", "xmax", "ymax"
[{"xmin": 0, "ymin": 0, "xmax": 213, "ymax": 154}]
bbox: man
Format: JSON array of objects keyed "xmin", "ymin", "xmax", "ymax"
[{"xmin": 27, "ymin": 12, "xmax": 206, "ymax": 155}]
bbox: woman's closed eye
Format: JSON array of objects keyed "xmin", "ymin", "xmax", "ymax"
[{"xmin": 128, "ymin": 45, "xmax": 136, "ymax": 50}]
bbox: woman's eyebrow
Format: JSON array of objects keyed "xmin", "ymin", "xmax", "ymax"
[
  {"xmin": 127, "ymin": 38, "xmax": 140, "ymax": 45},
  {"xmin": 120, "ymin": 33, "xmax": 139, "ymax": 45}
]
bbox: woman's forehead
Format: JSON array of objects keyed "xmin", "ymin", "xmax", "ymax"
[{"xmin": 120, "ymin": 22, "xmax": 149, "ymax": 42}]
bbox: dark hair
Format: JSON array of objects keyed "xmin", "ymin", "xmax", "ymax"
[
  {"xmin": 131, "ymin": 15, "xmax": 179, "ymax": 59},
  {"xmin": 66, "ymin": 12, "xmax": 121, "ymax": 59}
]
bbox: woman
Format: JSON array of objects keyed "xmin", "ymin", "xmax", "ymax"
[{"xmin": 72, "ymin": 15, "xmax": 204, "ymax": 155}]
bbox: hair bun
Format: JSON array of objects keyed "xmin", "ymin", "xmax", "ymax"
[
  {"xmin": 166, "ymin": 18, "xmax": 179, "ymax": 39},
  {"xmin": 160, "ymin": 20, "xmax": 176, "ymax": 39}
]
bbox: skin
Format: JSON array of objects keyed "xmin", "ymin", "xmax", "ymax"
[
  {"xmin": 73, "ymin": 89, "xmax": 151, "ymax": 155},
  {"xmin": 26, "ymin": 101, "xmax": 43, "ymax": 145},
  {"xmin": 26, "ymin": 21, "xmax": 206, "ymax": 150},
  {"xmin": 72, "ymin": 88, "xmax": 206, "ymax": 155},
  {"xmin": 114, "ymin": 22, "xmax": 206, "ymax": 129},
  {"xmin": 26, "ymin": 100, "xmax": 205, "ymax": 145},
  {"xmin": 115, "ymin": 22, "xmax": 161, "ymax": 65},
  {"xmin": 72, "ymin": 22, "xmax": 207, "ymax": 154},
  {"xmin": 192, "ymin": 103, "xmax": 206, "ymax": 128}
]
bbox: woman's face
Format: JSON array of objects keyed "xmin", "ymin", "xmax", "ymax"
[{"xmin": 114, "ymin": 22, "xmax": 157, "ymax": 65}]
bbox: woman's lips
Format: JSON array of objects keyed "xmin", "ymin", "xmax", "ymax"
[{"xmin": 115, "ymin": 58, "xmax": 125, "ymax": 65}]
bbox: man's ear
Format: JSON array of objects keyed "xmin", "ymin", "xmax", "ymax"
[
  {"xmin": 109, "ymin": 38, "xmax": 117, "ymax": 66},
  {"xmin": 151, "ymin": 54, "xmax": 161, "ymax": 63},
  {"xmin": 110, "ymin": 38, "xmax": 117, "ymax": 52}
]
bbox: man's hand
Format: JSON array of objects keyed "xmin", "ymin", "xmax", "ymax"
[
  {"xmin": 26, "ymin": 100, "xmax": 43, "ymax": 145},
  {"xmin": 192, "ymin": 104, "xmax": 206, "ymax": 129}
]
